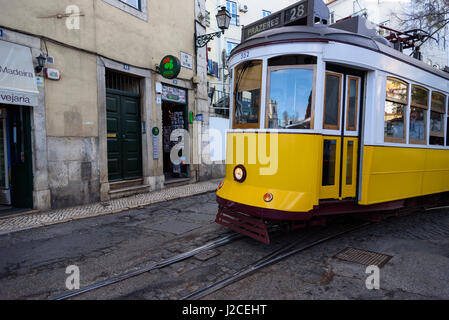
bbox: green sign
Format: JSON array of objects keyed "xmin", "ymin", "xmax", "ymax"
[
  {"xmin": 160, "ymin": 55, "xmax": 181, "ymax": 79},
  {"xmin": 152, "ymin": 127, "xmax": 160, "ymax": 136}
]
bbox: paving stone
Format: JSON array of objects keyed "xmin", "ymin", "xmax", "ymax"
[
  {"xmin": 147, "ymin": 220, "xmax": 201, "ymax": 235},
  {"xmin": 194, "ymin": 249, "xmax": 220, "ymax": 262}
]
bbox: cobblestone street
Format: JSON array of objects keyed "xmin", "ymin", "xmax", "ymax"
[{"xmin": 0, "ymin": 190, "xmax": 448, "ymax": 300}]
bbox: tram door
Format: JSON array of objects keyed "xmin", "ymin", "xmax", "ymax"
[{"xmin": 320, "ymin": 69, "xmax": 362, "ymax": 200}]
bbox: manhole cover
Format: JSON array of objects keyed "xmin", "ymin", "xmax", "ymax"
[{"xmin": 334, "ymin": 247, "xmax": 392, "ymax": 268}]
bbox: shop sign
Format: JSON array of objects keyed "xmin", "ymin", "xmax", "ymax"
[
  {"xmin": 159, "ymin": 55, "xmax": 181, "ymax": 79},
  {"xmin": 162, "ymin": 85, "xmax": 186, "ymax": 104},
  {"xmin": 0, "ymin": 40, "xmax": 39, "ymax": 106}
]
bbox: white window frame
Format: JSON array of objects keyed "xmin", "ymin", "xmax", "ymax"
[{"xmin": 103, "ymin": 0, "xmax": 147, "ymax": 21}]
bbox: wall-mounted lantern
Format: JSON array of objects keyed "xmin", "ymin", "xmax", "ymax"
[{"xmin": 195, "ymin": 6, "xmax": 231, "ymax": 49}]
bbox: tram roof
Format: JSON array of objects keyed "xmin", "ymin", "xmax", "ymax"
[{"xmin": 231, "ymin": 25, "xmax": 449, "ymax": 81}]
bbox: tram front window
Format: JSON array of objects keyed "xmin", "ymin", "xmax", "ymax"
[
  {"xmin": 266, "ymin": 67, "xmax": 314, "ymax": 129},
  {"xmin": 233, "ymin": 60, "xmax": 262, "ymax": 129}
]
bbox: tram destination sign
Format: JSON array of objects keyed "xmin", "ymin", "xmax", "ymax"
[
  {"xmin": 243, "ymin": 13, "xmax": 282, "ymax": 40},
  {"xmin": 242, "ymin": 0, "xmax": 328, "ymax": 41}
]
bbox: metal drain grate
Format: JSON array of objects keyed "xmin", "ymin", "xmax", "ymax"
[{"xmin": 334, "ymin": 247, "xmax": 392, "ymax": 268}]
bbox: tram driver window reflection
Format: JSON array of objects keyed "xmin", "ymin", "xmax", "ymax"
[
  {"xmin": 384, "ymin": 78, "xmax": 408, "ymax": 143},
  {"xmin": 266, "ymin": 67, "xmax": 314, "ymax": 129},
  {"xmin": 233, "ymin": 61, "xmax": 262, "ymax": 129},
  {"xmin": 409, "ymin": 85, "xmax": 428, "ymax": 145}
]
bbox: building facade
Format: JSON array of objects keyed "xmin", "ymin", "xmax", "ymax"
[
  {"xmin": 0, "ymin": 0, "xmax": 213, "ymax": 211},
  {"xmin": 325, "ymin": 0, "xmax": 449, "ymax": 69}
]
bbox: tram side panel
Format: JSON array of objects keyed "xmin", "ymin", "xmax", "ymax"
[
  {"xmin": 360, "ymin": 146, "xmax": 449, "ymax": 205},
  {"xmin": 217, "ymin": 132, "xmax": 323, "ymax": 216}
]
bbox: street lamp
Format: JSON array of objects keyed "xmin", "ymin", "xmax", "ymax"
[
  {"xmin": 196, "ymin": 6, "xmax": 231, "ymax": 49},
  {"xmin": 35, "ymin": 53, "xmax": 47, "ymax": 74}
]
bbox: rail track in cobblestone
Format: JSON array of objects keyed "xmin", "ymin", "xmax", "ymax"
[
  {"xmin": 51, "ymin": 232, "xmax": 244, "ymax": 300},
  {"xmin": 180, "ymin": 221, "xmax": 374, "ymax": 300},
  {"xmin": 51, "ymin": 216, "xmax": 375, "ymax": 300}
]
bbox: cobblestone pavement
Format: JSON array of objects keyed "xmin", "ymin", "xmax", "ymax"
[
  {"xmin": 0, "ymin": 179, "xmax": 220, "ymax": 236},
  {"xmin": 0, "ymin": 190, "xmax": 448, "ymax": 300}
]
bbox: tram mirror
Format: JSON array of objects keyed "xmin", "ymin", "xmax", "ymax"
[{"xmin": 242, "ymin": 0, "xmax": 330, "ymax": 41}]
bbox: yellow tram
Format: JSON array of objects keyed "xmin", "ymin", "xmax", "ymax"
[{"xmin": 215, "ymin": 0, "xmax": 449, "ymax": 243}]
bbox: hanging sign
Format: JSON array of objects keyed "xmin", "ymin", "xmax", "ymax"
[{"xmin": 159, "ymin": 55, "xmax": 181, "ymax": 79}]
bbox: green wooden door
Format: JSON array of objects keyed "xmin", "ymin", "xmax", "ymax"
[
  {"xmin": 9, "ymin": 107, "xmax": 33, "ymax": 208},
  {"xmin": 106, "ymin": 91, "xmax": 142, "ymax": 181}
]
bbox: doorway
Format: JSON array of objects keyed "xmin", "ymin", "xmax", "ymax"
[
  {"xmin": 0, "ymin": 105, "xmax": 33, "ymax": 210},
  {"xmin": 320, "ymin": 66, "xmax": 364, "ymax": 200},
  {"xmin": 162, "ymin": 100, "xmax": 189, "ymax": 182},
  {"xmin": 105, "ymin": 70, "xmax": 143, "ymax": 183}
]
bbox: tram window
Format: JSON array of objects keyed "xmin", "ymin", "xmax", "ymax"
[
  {"xmin": 266, "ymin": 67, "xmax": 314, "ymax": 129},
  {"xmin": 322, "ymin": 140, "xmax": 337, "ymax": 186},
  {"xmin": 346, "ymin": 77, "xmax": 359, "ymax": 131},
  {"xmin": 384, "ymin": 78, "xmax": 407, "ymax": 143},
  {"xmin": 430, "ymin": 92, "xmax": 446, "ymax": 146},
  {"xmin": 409, "ymin": 85, "xmax": 429, "ymax": 145},
  {"xmin": 233, "ymin": 60, "xmax": 262, "ymax": 129},
  {"xmin": 268, "ymin": 55, "xmax": 317, "ymax": 67},
  {"xmin": 346, "ymin": 141, "xmax": 354, "ymax": 185},
  {"xmin": 323, "ymin": 72, "xmax": 342, "ymax": 130}
]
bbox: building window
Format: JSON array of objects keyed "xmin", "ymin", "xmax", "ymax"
[
  {"xmin": 262, "ymin": 10, "xmax": 271, "ymax": 18},
  {"xmin": 120, "ymin": 0, "xmax": 141, "ymax": 10},
  {"xmin": 266, "ymin": 66, "xmax": 315, "ymax": 129},
  {"xmin": 227, "ymin": 41, "xmax": 239, "ymax": 58},
  {"xmin": 430, "ymin": 91, "xmax": 446, "ymax": 146},
  {"xmin": 384, "ymin": 77, "xmax": 408, "ymax": 143},
  {"xmin": 226, "ymin": 1, "xmax": 239, "ymax": 26},
  {"xmin": 103, "ymin": 0, "xmax": 147, "ymax": 20},
  {"xmin": 205, "ymin": 10, "xmax": 211, "ymax": 26},
  {"xmin": 409, "ymin": 85, "xmax": 429, "ymax": 145},
  {"xmin": 233, "ymin": 60, "xmax": 262, "ymax": 129}
]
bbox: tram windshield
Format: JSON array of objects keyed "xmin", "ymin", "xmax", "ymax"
[
  {"xmin": 233, "ymin": 60, "xmax": 262, "ymax": 129},
  {"xmin": 266, "ymin": 66, "xmax": 314, "ymax": 129}
]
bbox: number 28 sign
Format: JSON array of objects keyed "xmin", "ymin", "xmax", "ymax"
[{"xmin": 284, "ymin": 1, "xmax": 308, "ymax": 24}]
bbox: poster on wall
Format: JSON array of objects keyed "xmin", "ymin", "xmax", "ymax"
[{"xmin": 162, "ymin": 85, "xmax": 186, "ymax": 104}]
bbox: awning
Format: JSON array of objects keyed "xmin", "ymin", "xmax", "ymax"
[{"xmin": 0, "ymin": 40, "xmax": 39, "ymax": 107}]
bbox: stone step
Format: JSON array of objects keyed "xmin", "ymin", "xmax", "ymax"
[
  {"xmin": 109, "ymin": 178, "xmax": 143, "ymax": 191},
  {"xmin": 108, "ymin": 184, "xmax": 151, "ymax": 200}
]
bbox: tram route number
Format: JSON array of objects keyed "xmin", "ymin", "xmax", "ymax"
[
  {"xmin": 285, "ymin": 2, "xmax": 307, "ymax": 23},
  {"xmin": 240, "ymin": 51, "xmax": 249, "ymax": 60}
]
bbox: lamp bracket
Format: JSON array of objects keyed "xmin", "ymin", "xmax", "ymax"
[{"xmin": 196, "ymin": 31, "xmax": 223, "ymax": 48}]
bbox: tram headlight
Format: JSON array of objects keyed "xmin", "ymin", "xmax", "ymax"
[{"xmin": 233, "ymin": 165, "xmax": 247, "ymax": 183}]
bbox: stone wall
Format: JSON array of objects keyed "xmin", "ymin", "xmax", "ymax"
[{"xmin": 47, "ymin": 137, "xmax": 100, "ymax": 209}]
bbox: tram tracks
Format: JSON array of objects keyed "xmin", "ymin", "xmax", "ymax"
[
  {"xmin": 51, "ymin": 232, "xmax": 243, "ymax": 300},
  {"xmin": 181, "ymin": 221, "xmax": 373, "ymax": 300},
  {"xmin": 51, "ymin": 220, "xmax": 375, "ymax": 300}
]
